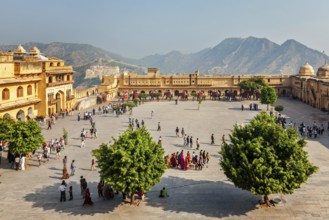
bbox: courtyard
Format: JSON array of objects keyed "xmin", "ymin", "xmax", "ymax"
[{"xmin": 0, "ymin": 98, "xmax": 329, "ymax": 220}]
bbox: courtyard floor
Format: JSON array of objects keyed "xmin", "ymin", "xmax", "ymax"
[{"xmin": 0, "ymin": 98, "xmax": 329, "ymax": 220}]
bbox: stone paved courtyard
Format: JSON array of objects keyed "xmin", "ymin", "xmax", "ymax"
[{"xmin": 1, "ymin": 98, "xmax": 329, "ymax": 220}]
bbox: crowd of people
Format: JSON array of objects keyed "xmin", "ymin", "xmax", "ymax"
[{"xmin": 165, "ymin": 149, "xmax": 210, "ymax": 171}]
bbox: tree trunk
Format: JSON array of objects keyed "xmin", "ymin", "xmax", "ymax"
[
  {"xmin": 130, "ymin": 193, "xmax": 135, "ymax": 204},
  {"xmin": 263, "ymin": 194, "xmax": 271, "ymax": 206}
]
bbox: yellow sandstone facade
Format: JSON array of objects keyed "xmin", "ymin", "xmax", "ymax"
[
  {"xmin": 99, "ymin": 65, "xmax": 329, "ymax": 111},
  {"xmin": 0, "ymin": 45, "xmax": 75, "ymax": 120}
]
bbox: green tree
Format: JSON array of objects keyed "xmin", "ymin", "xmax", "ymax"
[
  {"xmin": 274, "ymin": 105, "xmax": 284, "ymax": 113},
  {"xmin": 220, "ymin": 112, "xmax": 318, "ymax": 206},
  {"xmin": 92, "ymin": 127, "xmax": 166, "ymax": 204},
  {"xmin": 124, "ymin": 101, "xmax": 136, "ymax": 115},
  {"xmin": 239, "ymin": 76, "xmax": 266, "ymax": 98},
  {"xmin": 260, "ymin": 86, "xmax": 278, "ymax": 110},
  {"xmin": 0, "ymin": 116, "xmax": 15, "ymax": 141},
  {"xmin": 4, "ymin": 120, "xmax": 44, "ymax": 154}
]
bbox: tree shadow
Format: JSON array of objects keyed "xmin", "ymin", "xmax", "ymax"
[
  {"xmin": 24, "ymin": 181, "xmax": 122, "ymax": 216},
  {"xmin": 146, "ymin": 176, "xmax": 259, "ymax": 218}
]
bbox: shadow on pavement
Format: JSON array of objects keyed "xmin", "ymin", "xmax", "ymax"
[
  {"xmin": 146, "ymin": 176, "xmax": 259, "ymax": 218},
  {"xmin": 24, "ymin": 181, "xmax": 122, "ymax": 216}
]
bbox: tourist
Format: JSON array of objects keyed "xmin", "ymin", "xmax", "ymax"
[
  {"xmin": 81, "ymin": 178, "xmax": 88, "ymax": 198},
  {"xmin": 241, "ymin": 104, "xmax": 244, "ymax": 111},
  {"xmin": 38, "ymin": 152, "xmax": 42, "ymax": 167},
  {"xmin": 63, "ymin": 156, "xmax": 67, "ymax": 169},
  {"xmin": 176, "ymin": 127, "xmax": 179, "ymax": 137},
  {"xmin": 196, "ymin": 138, "xmax": 200, "ymax": 150},
  {"xmin": 97, "ymin": 182, "xmax": 104, "ymax": 198},
  {"xmin": 47, "ymin": 120, "xmax": 52, "ymax": 130},
  {"xmin": 91, "ymin": 159, "xmax": 95, "ymax": 171},
  {"xmin": 157, "ymin": 122, "xmax": 161, "ymax": 131},
  {"xmin": 83, "ymin": 188, "xmax": 94, "ymax": 206},
  {"xmin": 58, "ymin": 180, "xmax": 67, "ymax": 202},
  {"xmin": 151, "ymin": 110, "xmax": 154, "ymax": 119},
  {"xmin": 211, "ymin": 133, "xmax": 214, "ymax": 144},
  {"xmin": 62, "ymin": 163, "xmax": 70, "ymax": 179},
  {"xmin": 158, "ymin": 136, "xmax": 162, "ymax": 146},
  {"xmin": 70, "ymin": 160, "xmax": 76, "ymax": 176},
  {"xmin": 183, "ymin": 134, "xmax": 187, "ymax": 146},
  {"xmin": 69, "ymin": 186, "xmax": 73, "ymax": 201},
  {"xmin": 181, "ymin": 128, "xmax": 185, "ymax": 137},
  {"xmin": 190, "ymin": 136, "xmax": 193, "ymax": 148},
  {"xmin": 186, "ymin": 135, "xmax": 190, "ymax": 147},
  {"xmin": 159, "ymin": 187, "xmax": 168, "ymax": 198},
  {"xmin": 141, "ymin": 120, "xmax": 145, "ymax": 127}
]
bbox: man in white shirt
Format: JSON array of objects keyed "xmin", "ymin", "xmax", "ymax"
[{"xmin": 58, "ymin": 180, "xmax": 67, "ymax": 202}]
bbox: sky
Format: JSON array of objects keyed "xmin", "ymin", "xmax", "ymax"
[{"xmin": 1, "ymin": 0, "xmax": 328, "ymax": 59}]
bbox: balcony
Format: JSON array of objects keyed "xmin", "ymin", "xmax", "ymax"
[
  {"xmin": 44, "ymin": 66, "xmax": 73, "ymax": 73},
  {"xmin": 47, "ymin": 80, "xmax": 74, "ymax": 87},
  {"xmin": 66, "ymin": 95, "xmax": 75, "ymax": 101},
  {"xmin": 48, "ymin": 99, "xmax": 58, "ymax": 105}
]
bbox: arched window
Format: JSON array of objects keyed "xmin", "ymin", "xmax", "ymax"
[
  {"xmin": 28, "ymin": 107, "xmax": 33, "ymax": 114},
  {"xmin": 27, "ymin": 85, "xmax": 32, "ymax": 95},
  {"xmin": 57, "ymin": 62, "xmax": 61, "ymax": 66},
  {"xmin": 50, "ymin": 62, "xmax": 54, "ymax": 67},
  {"xmin": 17, "ymin": 86, "xmax": 23, "ymax": 97},
  {"xmin": 48, "ymin": 76, "xmax": 52, "ymax": 83},
  {"xmin": 67, "ymin": 75, "xmax": 70, "ymax": 81},
  {"xmin": 2, "ymin": 88, "xmax": 10, "ymax": 100}
]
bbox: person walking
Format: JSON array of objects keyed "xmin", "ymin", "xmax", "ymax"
[
  {"xmin": 176, "ymin": 127, "xmax": 179, "ymax": 137},
  {"xmin": 91, "ymin": 159, "xmax": 95, "ymax": 171},
  {"xmin": 211, "ymin": 134, "xmax": 215, "ymax": 145},
  {"xmin": 190, "ymin": 136, "xmax": 193, "ymax": 148},
  {"xmin": 151, "ymin": 111, "xmax": 154, "ymax": 119},
  {"xmin": 181, "ymin": 128, "xmax": 185, "ymax": 137},
  {"xmin": 58, "ymin": 180, "xmax": 67, "ymax": 202},
  {"xmin": 47, "ymin": 120, "xmax": 52, "ymax": 130},
  {"xmin": 63, "ymin": 156, "xmax": 67, "ymax": 169},
  {"xmin": 97, "ymin": 182, "xmax": 104, "ymax": 198},
  {"xmin": 158, "ymin": 136, "xmax": 162, "ymax": 146},
  {"xmin": 157, "ymin": 122, "xmax": 161, "ymax": 131},
  {"xmin": 38, "ymin": 152, "xmax": 42, "ymax": 167},
  {"xmin": 83, "ymin": 188, "xmax": 94, "ymax": 206},
  {"xmin": 70, "ymin": 160, "xmax": 76, "ymax": 176},
  {"xmin": 196, "ymin": 138, "xmax": 200, "ymax": 150},
  {"xmin": 186, "ymin": 135, "xmax": 190, "ymax": 147},
  {"xmin": 241, "ymin": 104, "xmax": 244, "ymax": 111}
]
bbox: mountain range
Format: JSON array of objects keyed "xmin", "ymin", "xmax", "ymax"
[
  {"xmin": 1, "ymin": 37, "xmax": 328, "ymax": 88},
  {"xmin": 134, "ymin": 37, "xmax": 328, "ymax": 74}
]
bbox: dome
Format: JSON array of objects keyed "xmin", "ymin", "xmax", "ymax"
[
  {"xmin": 298, "ymin": 62, "xmax": 314, "ymax": 76},
  {"xmin": 316, "ymin": 63, "xmax": 329, "ymax": 78},
  {"xmin": 14, "ymin": 44, "xmax": 26, "ymax": 54},
  {"xmin": 29, "ymin": 46, "xmax": 40, "ymax": 55}
]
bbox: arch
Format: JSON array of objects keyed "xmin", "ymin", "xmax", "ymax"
[
  {"xmin": 66, "ymin": 75, "xmax": 70, "ymax": 81},
  {"xmin": 50, "ymin": 62, "xmax": 54, "ymax": 67},
  {"xmin": 48, "ymin": 76, "xmax": 52, "ymax": 83},
  {"xmin": 141, "ymin": 90, "xmax": 145, "ymax": 94},
  {"xmin": 158, "ymin": 90, "xmax": 162, "ymax": 94},
  {"xmin": 282, "ymin": 89, "xmax": 287, "ymax": 96},
  {"xmin": 27, "ymin": 85, "xmax": 32, "ymax": 95},
  {"xmin": 3, "ymin": 113, "xmax": 11, "ymax": 118},
  {"xmin": 2, "ymin": 88, "xmax": 10, "ymax": 100},
  {"xmin": 55, "ymin": 91, "xmax": 64, "ymax": 114},
  {"xmin": 17, "ymin": 86, "xmax": 23, "ymax": 98},
  {"xmin": 16, "ymin": 110, "xmax": 25, "ymax": 121},
  {"xmin": 57, "ymin": 62, "xmax": 61, "ymax": 67},
  {"xmin": 28, "ymin": 107, "xmax": 33, "ymax": 114},
  {"xmin": 174, "ymin": 90, "xmax": 180, "ymax": 96}
]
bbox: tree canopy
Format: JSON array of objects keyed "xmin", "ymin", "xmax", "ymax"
[
  {"xmin": 0, "ymin": 116, "xmax": 15, "ymax": 141},
  {"xmin": 220, "ymin": 112, "xmax": 318, "ymax": 205},
  {"xmin": 92, "ymin": 127, "xmax": 166, "ymax": 204},
  {"xmin": 239, "ymin": 76, "xmax": 266, "ymax": 93},
  {"xmin": 260, "ymin": 86, "xmax": 278, "ymax": 110},
  {"xmin": 3, "ymin": 119, "xmax": 45, "ymax": 154}
]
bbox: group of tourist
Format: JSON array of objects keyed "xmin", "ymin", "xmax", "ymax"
[{"xmin": 165, "ymin": 150, "xmax": 210, "ymax": 171}]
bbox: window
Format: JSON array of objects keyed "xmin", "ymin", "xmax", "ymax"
[
  {"xmin": 50, "ymin": 62, "xmax": 54, "ymax": 67},
  {"xmin": 48, "ymin": 76, "xmax": 52, "ymax": 83},
  {"xmin": 27, "ymin": 85, "xmax": 32, "ymax": 95},
  {"xmin": 268, "ymin": 79, "xmax": 271, "ymax": 83},
  {"xmin": 57, "ymin": 62, "xmax": 61, "ymax": 67},
  {"xmin": 67, "ymin": 75, "xmax": 70, "ymax": 81},
  {"xmin": 2, "ymin": 88, "xmax": 9, "ymax": 100},
  {"xmin": 17, "ymin": 86, "xmax": 23, "ymax": 97}
]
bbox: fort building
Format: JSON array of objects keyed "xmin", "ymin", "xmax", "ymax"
[
  {"xmin": 99, "ymin": 65, "xmax": 329, "ymax": 111},
  {"xmin": 0, "ymin": 45, "xmax": 75, "ymax": 120}
]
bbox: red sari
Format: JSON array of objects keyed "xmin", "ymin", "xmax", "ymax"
[{"xmin": 83, "ymin": 188, "xmax": 94, "ymax": 206}]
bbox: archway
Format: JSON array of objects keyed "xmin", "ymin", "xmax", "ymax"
[
  {"xmin": 3, "ymin": 113, "xmax": 10, "ymax": 118},
  {"xmin": 174, "ymin": 90, "xmax": 180, "ymax": 96},
  {"xmin": 16, "ymin": 110, "xmax": 25, "ymax": 121},
  {"xmin": 55, "ymin": 91, "xmax": 64, "ymax": 114}
]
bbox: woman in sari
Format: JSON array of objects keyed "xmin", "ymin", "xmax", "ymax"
[
  {"xmin": 83, "ymin": 188, "xmax": 94, "ymax": 206},
  {"xmin": 180, "ymin": 151, "xmax": 185, "ymax": 170},
  {"xmin": 62, "ymin": 166, "xmax": 70, "ymax": 179},
  {"xmin": 171, "ymin": 153, "xmax": 177, "ymax": 168}
]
